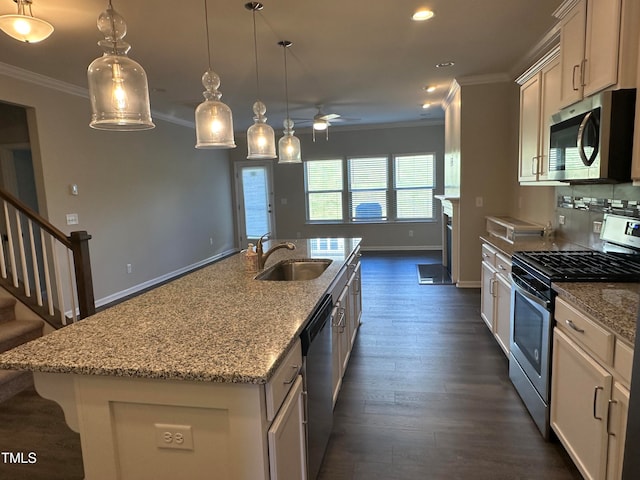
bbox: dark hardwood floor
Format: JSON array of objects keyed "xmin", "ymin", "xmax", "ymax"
[
  {"xmin": 317, "ymin": 251, "xmax": 582, "ymax": 480},
  {"xmin": 0, "ymin": 251, "xmax": 582, "ymax": 479}
]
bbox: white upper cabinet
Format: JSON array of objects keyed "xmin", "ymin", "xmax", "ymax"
[
  {"xmin": 556, "ymin": 0, "xmax": 639, "ymax": 109},
  {"xmin": 517, "ymin": 48, "xmax": 562, "ymax": 184}
]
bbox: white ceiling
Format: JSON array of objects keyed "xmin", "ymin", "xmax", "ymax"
[{"xmin": 0, "ymin": 0, "xmax": 563, "ymax": 132}]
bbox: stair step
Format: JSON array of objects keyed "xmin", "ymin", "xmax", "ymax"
[
  {"xmin": 0, "ymin": 297, "xmax": 17, "ymax": 324},
  {"xmin": 0, "ymin": 370, "xmax": 33, "ymax": 404},
  {"xmin": 0, "ymin": 319, "xmax": 44, "ymax": 353}
]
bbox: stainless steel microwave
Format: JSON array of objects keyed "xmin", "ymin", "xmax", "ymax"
[{"xmin": 548, "ymin": 89, "xmax": 636, "ymax": 183}]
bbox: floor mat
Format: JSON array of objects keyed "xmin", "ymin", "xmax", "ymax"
[{"xmin": 416, "ymin": 264, "xmax": 454, "ymax": 285}]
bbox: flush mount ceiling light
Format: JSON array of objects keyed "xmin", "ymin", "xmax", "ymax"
[
  {"xmin": 0, "ymin": 0, "xmax": 54, "ymax": 43},
  {"xmin": 435, "ymin": 61, "xmax": 455, "ymax": 68},
  {"xmin": 277, "ymin": 40, "xmax": 301, "ymax": 164},
  {"xmin": 412, "ymin": 8, "xmax": 434, "ymax": 21},
  {"xmin": 87, "ymin": 0, "xmax": 154, "ymax": 131},
  {"xmin": 195, "ymin": 0, "xmax": 235, "ymax": 149},
  {"xmin": 245, "ymin": 2, "xmax": 276, "ymax": 160}
]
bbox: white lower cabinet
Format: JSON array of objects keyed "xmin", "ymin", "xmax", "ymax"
[
  {"xmin": 480, "ymin": 243, "xmax": 511, "ymax": 356},
  {"xmin": 552, "ymin": 327, "xmax": 612, "ymax": 480},
  {"xmin": 268, "ymin": 375, "xmax": 307, "ymax": 480},
  {"xmin": 331, "ymin": 252, "xmax": 362, "ymax": 407},
  {"xmin": 552, "ymin": 323, "xmax": 630, "ymax": 480}
]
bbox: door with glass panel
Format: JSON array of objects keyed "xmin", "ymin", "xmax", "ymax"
[{"xmin": 234, "ymin": 161, "xmax": 276, "ymax": 245}]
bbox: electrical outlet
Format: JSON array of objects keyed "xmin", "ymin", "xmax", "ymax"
[
  {"xmin": 559, "ymin": 215, "xmax": 566, "ymax": 225},
  {"xmin": 409, "ymin": 230, "xmax": 414, "ymax": 237},
  {"xmin": 126, "ymin": 264, "xmax": 132, "ymax": 274},
  {"xmin": 66, "ymin": 213, "xmax": 79, "ymax": 225},
  {"xmin": 209, "ymin": 237, "xmax": 214, "ymax": 246},
  {"xmin": 475, "ymin": 197, "xmax": 483, "ymax": 207},
  {"xmin": 593, "ymin": 221, "xmax": 603, "ymax": 234},
  {"xmin": 154, "ymin": 424, "xmax": 193, "ymax": 450}
]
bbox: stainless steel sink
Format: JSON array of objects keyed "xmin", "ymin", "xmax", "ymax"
[{"xmin": 255, "ymin": 259, "xmax": 332, "ymax": 281}]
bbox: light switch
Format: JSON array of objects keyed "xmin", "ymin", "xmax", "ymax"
[
  {"xmin": 66, "ymin": 213, "xmax": 79, "ymax": 225},
  {"xmin": 69, "ymin": 184, "xmax": 79, "ymax": 196}
]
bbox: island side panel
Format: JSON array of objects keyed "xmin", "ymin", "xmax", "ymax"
[{"xmin": 35, "ymin": 373, "xmax": 270, "ymax": 480}]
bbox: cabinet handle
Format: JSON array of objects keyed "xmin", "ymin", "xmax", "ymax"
[
  {"xmin": 565, "ymin": 319, "xmax": 585, "ymax": 333},
  {"xmin": 593, "ymin": 386, "xmax": 604, "ymax": 420},
  {"xmin": 333, "ymin": 308, "xmax": 346, "ymax": 332},
  {"xmin": 607, "ymin": 399, "xmax": 618, "ymax": 436},
  {"xmin": 572, "ymin": 64, "xmax": 580, "ymax": 91},
  {"xmin": 580, "ymin": 58, "xmax": 587, "ymax": 87},
  {"xmin": 498, "ymin": 264, "xmax": 506, "ymax": 271},
  {"xmin": 283, "ymin": 365, "xmax": 300, "ymax": 385},
  {"xmin": 489, "ymin": 277, "xmax": 495, "ymax": 296}
]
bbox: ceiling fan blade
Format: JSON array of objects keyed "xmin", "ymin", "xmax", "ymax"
[{"xmin": 320, "ymin": 113, "xmax": 341, "ymax": 121}]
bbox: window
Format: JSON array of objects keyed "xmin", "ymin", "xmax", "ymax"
[
  {"xmin": 304, "ymin": 153, "xmax": 435, "ymax": 223},
  {"xmin": 305, "ymin": 159, "xmax": 343, "ymax": 221}
]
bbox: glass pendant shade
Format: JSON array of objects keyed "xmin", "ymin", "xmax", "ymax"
[
  {"xmin": 278, "ymin": 119, "xmax": 301, "ymax": 163},
  {"xmin": 87, "ymin": 4, "xmax": 154, "ymax": 131},
  {"xmin": 247, "ymin": 101, "xmax": 276, "ymax": 159},
  {"xmin": 0, "ymin": 0, "xmax": 53, "ymax": 43},
  {"xmin": 195, "ymin": 70, "xmax": 235, "ymax": 148}
]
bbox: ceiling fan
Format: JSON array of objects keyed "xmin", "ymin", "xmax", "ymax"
[{"xmin": 298, "ymin": 105, "xmax": 347, "ymax": 141}]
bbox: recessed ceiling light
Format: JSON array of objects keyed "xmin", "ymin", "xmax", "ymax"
[
  {"xmin": 412, "ymin": 8, "xmax": 434, "ymax": 21},
  {"xmin": 422, "ymin": 103, "xmax": 431, "ymax": 109},
  {"xmin": 424, "ymin": 85, "xmax": 437, "ymax": 93},
  {"xmin": 435, "ymin": 61, "xmax": 455, "ymax": 68}
]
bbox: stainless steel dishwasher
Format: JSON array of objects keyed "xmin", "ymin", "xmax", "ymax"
[{"xmin": 300, "ymin": 294, "xmax": 333, "ymax": 480}]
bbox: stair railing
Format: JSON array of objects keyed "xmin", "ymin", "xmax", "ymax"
[{"xmin": 0, "ymin": 188, "xmax": 94, "ymax": 328}]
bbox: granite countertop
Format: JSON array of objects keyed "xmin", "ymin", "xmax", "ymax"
[
  {"xmin": 552, "ymin": 282, "xmax": 639, "ymax": 345},
  {"xmin": 479, "ymin": 234, "xmax": 586, "ymax": 258},
  {"xmin": 0, "ymin": 238, "xmax": 361, "ymax": 384}
]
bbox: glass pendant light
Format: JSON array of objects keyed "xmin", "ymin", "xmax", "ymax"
[
  {"xmin": 87, "ymin": 0, "xmax": 154, "ymax": 131},
  {"xmin": 0, "ymin": 0, "xmax": 53, "ymax": 43},
  {"xmin": 277, "ymin": 41, "xmax": 301, "ymax": 164},
  {"xmin": 245, "ymin": 2, "xmax": 275, "ymax": 159},
  {"xmin": 195, "ymin": 0, "xmax": 235, "ymax": 149}
]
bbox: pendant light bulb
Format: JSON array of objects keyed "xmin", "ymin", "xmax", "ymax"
[
  {"xmin": 245, "ymin": 2, "xmax": 276, "ymax": 159},
  {"xmin": 87, "ymin": 1, "xmax": 154, "ymax": 130},
  {"xmin": 0, "ymin": 0, "xmax": 54, "ymax": 43},
  {"xmin": 195, "ymin": 0, "xmax": 235, "ymax": 149},
  {"xmin": 277, "ymin": 40, "xmax": 301, "ymax": 164}
]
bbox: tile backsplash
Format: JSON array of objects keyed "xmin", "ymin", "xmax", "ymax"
[{"xmin": 555, "ymin": 183, "xmax": 640, "ymax": 249}]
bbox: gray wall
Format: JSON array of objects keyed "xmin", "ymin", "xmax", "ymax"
[
  {"xmin": 231, "ymin": 123, "xmax": 445, "ymax": 250},
  {"xmin": 0, "ymin": 73, "xmax": 236, "ymax": 306}
]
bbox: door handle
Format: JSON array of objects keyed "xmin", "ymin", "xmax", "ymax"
[{"xmin": 593, "ymin": 386, "xmax": 604, "ymax": 420}]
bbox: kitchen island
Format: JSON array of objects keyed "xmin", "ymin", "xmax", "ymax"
[{"xmin": 0, "ymin": 237, "xmax": 362, "ymax": 480}]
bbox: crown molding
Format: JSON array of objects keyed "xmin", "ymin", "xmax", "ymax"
[
  {"xmin": 0, "ymin": 61, "xmax": 196, "ymax": 130},
  {"xmin": 515, "ymin": 44, "xmax": 561, "ymax": 85},
  {"xmin": 511, "ymin": 24, "xmax": 561, "ymax": 81},
  {"xmin": 553, "ymin": 0, "xmax": 580, "ymax": 20}
]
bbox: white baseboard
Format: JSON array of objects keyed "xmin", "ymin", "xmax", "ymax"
[
  {"xmin": 95, "ymin": 249, "xmax": 237, "ymax": 309},
  {"xmin": 360, "ymin": 245, "xmax": 443, "ymax": 252},
  {"xmin": 456, "ymin": 281, "xmax": 481, "ymax": 288}
]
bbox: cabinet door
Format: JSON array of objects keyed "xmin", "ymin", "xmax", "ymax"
[
  {"xmin": 583, "ymin": 0, "xmax": 621, "ymax": 97},
  {"xmin": 551, "ymin": 328, "xmax": 612, "ymax": 480},
  {"xmin": 538, "ymin": 59, "xmax": 561, "ymax": 180},
  {"xmin": 559, "ymin": 0, "xmax": 587, "ymax": 108},
  {"xmin": 268, "ymin": 375, "xmax": 307, "ymax": 480},
  {"xmin": 632, "ymin": 37, "xmax": 640, "ymax": 183},
  {"xmin": 519, "ymin": 73, "xmax": 542, "ymax": 181},
  {"xmin": 332, "ymin": 286, "xmax": 349, "ymax": 405},
  {"xmin": 480, "ymin": 261, "xmax": 496, "ymax": 332},
  {"xmin": 606, "ymin": 382, "xmax": 630, "ymax": 480},
  {"xmin": 494, "ymin": 273, "xmax": 511, "ymax": 356},
  {"xmin": 348, "ymin": 262, "xmax": 362, "ymax": 347}
]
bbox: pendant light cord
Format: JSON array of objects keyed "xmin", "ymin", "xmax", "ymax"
[
  {"xmin": 282, "ymin": 43, "xmax": 290, "ymax": 119},
  {"xmin": 252, "ymin": 8, "xmax": 261, "ymax": 99},
  {"xmin": 204, "ymin": 0, "xmax": 212, "ymax": 70}
]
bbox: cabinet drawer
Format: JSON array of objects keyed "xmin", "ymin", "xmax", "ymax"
[
  {"xmin": 481, "ymin": 244, "xmax": 496, "ymax": 266},
  {"xmin": 495, "ymin": 253, "xmax": 511, "ymax": 278},
  {"xmin": 614, "ymin": 339, "xmax": 634, "ymax": 387},
  {"xmin": 265, "ymin": 338, "xmax": 302, "ymax": 422},
  {"xmin": 555, "ymin": 297, "xmax": 613, "ymax": 363}
]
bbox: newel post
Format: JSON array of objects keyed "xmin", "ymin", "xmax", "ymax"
[{"xmin": 68, "ymin": 231, "xmax": 96, "ymax": 319}]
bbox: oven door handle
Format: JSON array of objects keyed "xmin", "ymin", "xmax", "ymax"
[{"xmin": 511, "ymin": 275, "xmax": 551, "ymax": 310}]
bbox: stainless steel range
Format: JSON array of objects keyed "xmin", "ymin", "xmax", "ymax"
[{"xmin": 509, "ymin": 214, "xmax": 640, "ymax": 439}]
